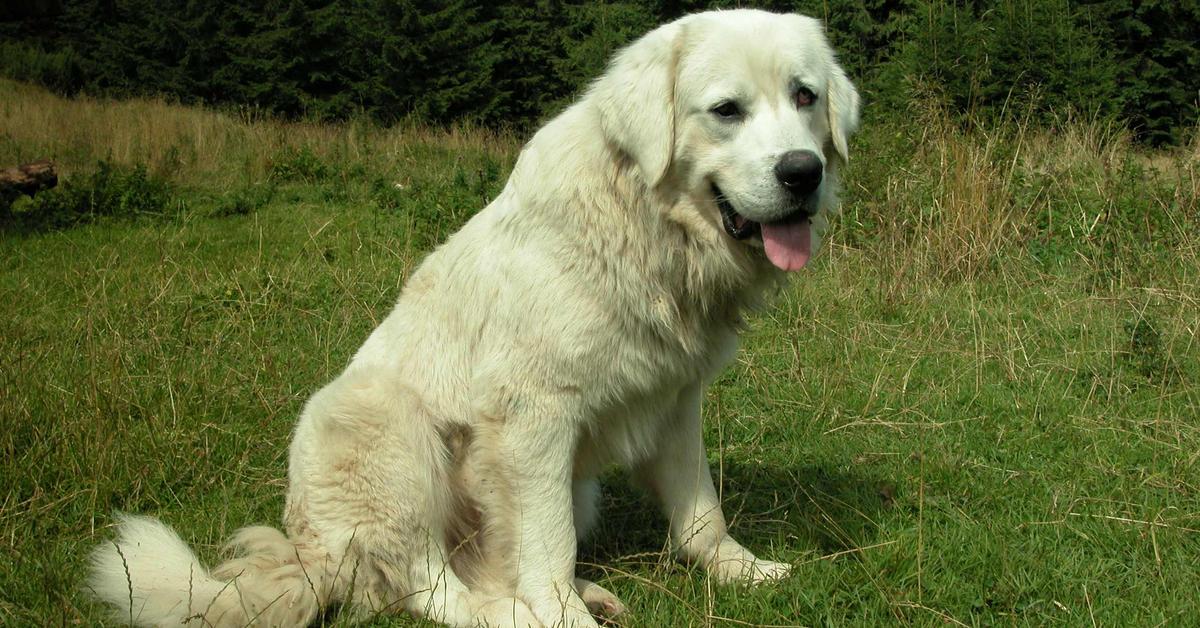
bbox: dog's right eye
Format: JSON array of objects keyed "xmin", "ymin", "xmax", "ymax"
[{"xmin": 711, "ymin": 101, "xmax": 743, "ymax": 120}]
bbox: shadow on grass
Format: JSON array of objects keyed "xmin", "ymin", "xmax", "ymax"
[{"xmin": 582, "ymin": 459, "xmax": 893, "ymax": 571}]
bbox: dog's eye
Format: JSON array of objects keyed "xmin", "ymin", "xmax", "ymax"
[
  {"xmin": 795, "ymin": 87, "xmax": 817, "ymax": 108},
  {"xmin": 711, "ymin": 101, "xmax": 743, "ymax": 120}
]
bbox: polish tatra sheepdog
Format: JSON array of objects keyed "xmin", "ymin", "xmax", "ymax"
[{"xmin": 90, "ymin": 9, "xmax": 860, "ymax": 628}]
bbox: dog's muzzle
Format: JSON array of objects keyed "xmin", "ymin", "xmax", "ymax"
[
  {"xmin": 714, "ymin": 184, "xmax": 760, "ymax": 240},
  {"xmin": 775, "ymin": 150, "xmax": 823, "ymax": 199}
]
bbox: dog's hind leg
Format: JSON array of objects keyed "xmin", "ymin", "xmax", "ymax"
[
  {"xmin": 364, "ymin": 529, "xmax": 539, "ymax": 627},
  {"xmin": 291, "ymin": 371, "xmax": 535, "ymax": 626},
  {"xmin": 363, "ymin": 518, "xmax": 538, "ymax": 627}
]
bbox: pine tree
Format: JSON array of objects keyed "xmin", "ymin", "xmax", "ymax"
[
  {"xmin": 371, "ymin": 0, "xmax": 501, "ymax": 123},
  {"xmin": 1078, "ymin": 0, "xmax": 1200, "ymax": 145}
]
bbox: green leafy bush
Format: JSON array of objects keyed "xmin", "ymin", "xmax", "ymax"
[
  {"xmin": 0, "ymin": 41, "xmax": 84, "ymax": 95},
  {"xmin": 1, "ymin": 161, "xmax": 177, "ymax": 230},
  {"xmin": 268, "ymin": 147, "xmax": 329, "ymax": 183},
  {"xmin": 210, "ymin": 182, "xmax": 276, "ymax": 218},
  {"xmin": 370, "ymin": 154, "xmax": 503, "ymax": 251}
]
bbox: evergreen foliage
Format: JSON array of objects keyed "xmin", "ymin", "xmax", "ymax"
[{"xmin": 0, "ymin": 0, "xmax": 1196, "ymax": 144}]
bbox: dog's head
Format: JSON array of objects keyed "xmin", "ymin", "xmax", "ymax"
[{"xmin": 590, "ymin": 10, "xmax": 860, "ymax": 271}]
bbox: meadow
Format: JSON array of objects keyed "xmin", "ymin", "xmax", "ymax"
[{"xmin": 1, "ymin": 78, "xmax": 1198, "ymax": 625}]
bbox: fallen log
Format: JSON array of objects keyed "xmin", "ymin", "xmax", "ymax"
[{"xmin": 0, "ymin": 159, "xmax": 58, "ymax": 197}]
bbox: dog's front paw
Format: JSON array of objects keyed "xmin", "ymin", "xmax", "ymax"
[
  {"xmin": 528, "ymin": 586, "xmax": 601, "ymax": 628},
  {"xmin": 706, "ymin": 537, "xmax": 792, "ymax": 585},
  {"xmin": 475, "ymin": 596, "xmax": 544, "ymax": 628},
  {"xmin": 734, "ymin": 556, "xmax": 792, "ymax": 584}
]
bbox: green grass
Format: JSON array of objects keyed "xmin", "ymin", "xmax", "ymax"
[{"xmin": 1, "ymin": 83, "xmax": 1198, "ymax": 626}]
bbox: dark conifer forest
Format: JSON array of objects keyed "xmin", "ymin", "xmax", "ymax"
[{"xmin": 2, "ymin": 0, "xmax": 1197, "ymax": 145}]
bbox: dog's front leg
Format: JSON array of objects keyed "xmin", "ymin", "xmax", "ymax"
[
  {"xmin": 637, "ymin": 383, "xmax": 791, "ymax": 584},
  {"xmin": 481, "ymin": 391, "xmax": 598, "ymax": 628}
]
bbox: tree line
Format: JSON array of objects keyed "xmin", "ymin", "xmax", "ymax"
[{"xmin": 1, "ymin": 0, "xmax": 1196, "ymax": 145}]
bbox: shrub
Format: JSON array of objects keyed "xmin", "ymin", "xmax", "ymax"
[
  {"xmin": 370, "ymin": 154, "xmax": 503, "ymax": 252},
  {"xmin": 268, "ymin": 146, "xmax": 329, "ymax": 183},
  {"xmin": 0, "ymin": 41, "xmax": 84, "ymax": 95},
  {"xmin": 210, "ymin": 182, "xmax": 275, "ymax": 217},
  {"xmin": 1, "ymin": 161, "xmax": 178, "ymax": 231}
]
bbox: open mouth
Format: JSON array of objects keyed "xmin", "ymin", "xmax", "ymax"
[
  {"xmin": 713, "ymin": 184, "xmax": 760, "ymax": 240},
  {"xmin": 712, "ymin": 183, "xmax": 814, "ymax": 271}
]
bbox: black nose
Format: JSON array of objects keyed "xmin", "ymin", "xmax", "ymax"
[{"xmin": 774, "ymin": 150, "xmax": 823, "ymax": 196}]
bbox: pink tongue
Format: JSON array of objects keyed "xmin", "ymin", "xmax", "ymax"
[{"xmin": 761, "ymin": 220, "xmax": 812, "ymax": 271}]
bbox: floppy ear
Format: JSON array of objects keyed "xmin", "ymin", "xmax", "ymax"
[
  {"xmin": 826, "ymin": 65, "xmax": 861, "ymax": 164},
  {"xmin": 588, "ymin": 22, "xmax": 684, "ymax": 186}
]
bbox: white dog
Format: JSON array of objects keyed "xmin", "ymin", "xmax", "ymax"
[{"xmin": 91, "ymin": 9, "xmax": 859, "ymax": 627}]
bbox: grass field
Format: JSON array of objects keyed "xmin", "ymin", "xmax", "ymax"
[{"xmin": 2, "ymin": 79, "xmax": 1199, "ymax": 626}]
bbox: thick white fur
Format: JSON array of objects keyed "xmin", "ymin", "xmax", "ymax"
[{"xmin": 90, "ymin": 9, "xmax": 858, "ymax": 628}]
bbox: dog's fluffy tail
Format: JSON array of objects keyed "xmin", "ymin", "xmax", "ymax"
[{"xmin": 90, "ymin": 513, "xmax": 341, "ymax": 627}]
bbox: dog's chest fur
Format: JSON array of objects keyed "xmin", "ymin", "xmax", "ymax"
[
  {"xmin": 357, "ymin": 106, "xmax": 777, "ymax": 473},
  {"xmin": 535, "ymin": 192, "xmax": 766, "ymax": 470},
  {"xmin": 574, "ymin": 318, "xmax": 738, "ymax": 470}
]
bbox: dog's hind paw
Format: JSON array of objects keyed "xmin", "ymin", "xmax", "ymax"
[{"xmin": 575, "ymin": 577, "xmax": 627, "ymax": 620}]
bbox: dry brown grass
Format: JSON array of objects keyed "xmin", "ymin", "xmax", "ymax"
[
  {"xmin": 842, "ymin": 100, "xmax": 1198, "ymax": 297},
  {"xmin": 4, "ymin": 78, "xmax": 1196, "ymax": 284},
  {"xmin": 851, "ymin": 109, "xmax": 1033, "ymax": 292},
  {"xmin": 920, "ymin": 117, "xmax": 1025, "ymax": 281},
  {"xmin": 0, "ymin": 78, "xmax": 518, "ymax": 188}
]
